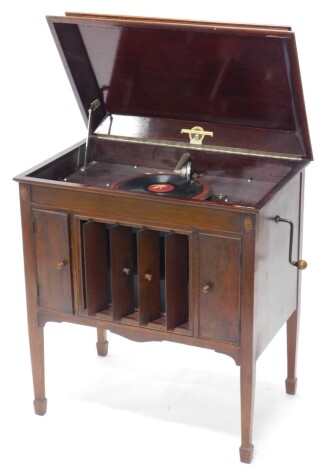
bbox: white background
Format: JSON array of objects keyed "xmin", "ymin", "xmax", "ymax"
[{"xmin": 1, "ymin": 1, "xmax": 335, "ymax": 468}]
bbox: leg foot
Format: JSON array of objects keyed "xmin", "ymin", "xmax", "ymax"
[
  {"xmin": 240, "ymin": 444, "xmax": 254, "ymax": 464},
  {"xmin": 96, "ymin": 328, "xmax": 109, "ymax": 356},
  {"xmin": 240, "ymin": 357, "xmax": 256, "ymax": 464},
  {"xmin": 33, "ymin": 397, "xmax": 47, "ymax": 416},
  {"xmin": 28, "ymin": 323, "xmax": 47, "ymax": 415},
  {"xmin": 285, "ymin": 377, "xmax": 297, "ymax": 395},
  {"xmin": 96, "ymin": 340, "xmax": 109, "ymax": 356},
  {"xmin": 286, "ymin": 310, "xmax": 299, "ymax": 395}
]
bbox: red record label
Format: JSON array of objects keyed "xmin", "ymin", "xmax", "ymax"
[{"xmin": 147, "ymin": 183, "xmax": 175, "ymax": 193}]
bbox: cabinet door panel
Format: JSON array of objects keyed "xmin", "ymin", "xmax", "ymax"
[
  {"xmin": 33, "ymin": 209, "xmax": 73, "ymax": 313},
  {"xmin": 199, "ymin": 235, "xmax": 241, "ymax": 343}
]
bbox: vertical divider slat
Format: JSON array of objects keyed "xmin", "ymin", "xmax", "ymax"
[
  {"xmin": 165, "ymin": 234, "xmax": 189, "ymax": 329},
  {"xmin": 109, "ymin": 225, "xmax": 135, "ymax": 321},
  {"xmin": 137, "ymin": 229, "xmax": 161, "ymax": 324},
  {"xmin": 82, "ymin": 221, "xmax": 109, "ymax": 314}
]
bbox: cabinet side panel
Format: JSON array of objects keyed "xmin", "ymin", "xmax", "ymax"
[
  {"xmin": 254, "ymin": 173, "xmax": 302, "ymax": 357},
  {"xmin": 199, "ymin": 234, "xmax": 241, "ymax": 344},
  {"xmin": 33, "ymin": 209, "xmax": 73, "ymax": 314}
]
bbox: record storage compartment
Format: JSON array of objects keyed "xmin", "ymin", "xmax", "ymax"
[{"xmin": 80, "ymin": 221, "xmax": 191, "ymax": 334}]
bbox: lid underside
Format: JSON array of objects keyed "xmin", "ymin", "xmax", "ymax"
[{"xmin": 47, "ymin": 14, "xmax": 312, "ymax": 160}]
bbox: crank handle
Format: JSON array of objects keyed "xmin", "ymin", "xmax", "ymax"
[{"xmin": 274, "ymin": 216, "xmax": 307, "ymax": 270}]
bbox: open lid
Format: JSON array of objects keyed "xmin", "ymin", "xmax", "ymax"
[{"xmin": 47, "ymin": 13, "xmax": 312, "ymax": 160}]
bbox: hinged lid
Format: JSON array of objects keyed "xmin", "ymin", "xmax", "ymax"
[{"xmin": 47, "ymin": 13, "xmax": 312, "ymax": 160}]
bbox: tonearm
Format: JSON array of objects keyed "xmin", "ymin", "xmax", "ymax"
[{"xmin": 174, "ymin": 152, "xmax": 193, "ymax": 181}]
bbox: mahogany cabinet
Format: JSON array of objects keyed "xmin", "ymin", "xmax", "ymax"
[{"xmin": 15, "ymin": 13, "xmax": 312, "ymax": 463}]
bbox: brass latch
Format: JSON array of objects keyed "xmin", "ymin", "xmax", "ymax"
[
  {"xmin": 181, "ymin": 126, "xmax": 213, "ymax": 145},
  {"xmin": 274, "ymin": 216, "xmax": 307, "ymax": 270}
]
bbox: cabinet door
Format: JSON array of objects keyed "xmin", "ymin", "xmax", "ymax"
[
  {"xmin": 33, "ymin": 209, "xmax": 73, "ymax": 313},
  {"xmin": 199, "ymin": 234, "xmax": 241, "ymax": 343}
]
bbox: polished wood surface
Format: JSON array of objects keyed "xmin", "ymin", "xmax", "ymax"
[
  {"xmin": 165, "ymin": 233, "xmax": 189, "ymax": 330},
  {"xmin": 199, "ymin": 234, "xmax": 241, "ymax": 343},
  {"xmin": 109, "ymin": 225, "xmax": 135, "ymax": 320},
  {"xmin": 47, "ymin": 15, "xmax": 312, "ymax": 159},
  {"xmin": 15, "ymin": 14, "xmax": 311, "ymax": 464},
  {"xmin": 137, "ymin": 229, "xmax": 161, "ymax": 324},
  {"xmin": 82, "ymin": 221, "xmax": 109, "ymax": 314},
  {"xmin": 96, "ymin": 328, "xmax": 109, "ymax": 357},
  {"xmin": 32, "ymin": 209, "xmax": 73, "ymax": 314}
]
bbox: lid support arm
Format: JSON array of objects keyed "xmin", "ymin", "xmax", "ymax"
[{"xmin": 82, "ymin": 99, "xmax": 101, "ymax": 171}]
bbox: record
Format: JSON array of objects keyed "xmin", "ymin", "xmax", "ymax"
[{"xmin": 113, "ymin": 174, "xmax": 210, "ymax": 200}]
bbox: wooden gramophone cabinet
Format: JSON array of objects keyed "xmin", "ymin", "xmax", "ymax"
[{"xmin": 15, "ymin": 13, "xmax": 312, "ymax": 463}]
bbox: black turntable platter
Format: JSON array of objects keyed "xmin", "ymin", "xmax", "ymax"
[{"xmin": 113, "ymin": 174, "xmax": 210, "ymax": 200}]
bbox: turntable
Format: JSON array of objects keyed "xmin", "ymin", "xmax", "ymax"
[
  {"xmin": 113, "ymin": 152, "xmax": 211, "ymax": 199},
  {"xmin": 14, "ymin": 14, "xmax": 312, "ymax": 464}
]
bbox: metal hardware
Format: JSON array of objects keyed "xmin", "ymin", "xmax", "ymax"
[
  {"xmin": 274, "ymin": 216, "xmax": 307, "ymax": 270},
  {"xmin": 174, "ymin": 152, "xmax": 193, "ymax": 181},
  {"xmin": 202, "ymin": 284, "xmax": 211, "ymax": 293},
  {"xmin": 57, "ymin": 261, "xmax": 66, "ymax": 270},
  {"xmin": 181, "ymin": 126, "xmax": 213, "ymax": 145},
  {"xmin": 216, "ymin": 193, "xmax": 229, "ymax": 201},
  {"xmin": 80, "ymin": 160, "xmax": 97, "ymax": 173},
  {"xmin": 82, "ymin": 99, "xmax": 101, "ymax": 171},
  {"xmin": 144, "ymin": 273, "xmax": 153, "ymax": 281},
  {"xmin": 107, "ymin": 114, "xmax": 113, "ymax": 135},
  {"xmin": 94, "ymin": 133, "xmax": 303, "ymax": 161},
  {"xmin": 123, "ymin": 267, "xmax": 131, "ymax": 275}
]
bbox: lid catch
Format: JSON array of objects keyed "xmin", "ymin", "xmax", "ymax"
[{"xmin": 181, "ymin": 126, "xmax": 213, "ymax": 145}]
